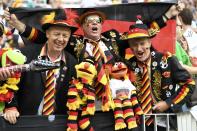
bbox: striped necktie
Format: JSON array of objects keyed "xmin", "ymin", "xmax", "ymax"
[
  {"xmin": 93, "ymin": 43, "xmax": 102, "ymax": 62},
  {"xmin": 140, "ymin": 64, "xmax": 153, "ymax": 125},
  {"xmin": 42, "ymin": 69, "xmax": 56, "ymax": 115}
]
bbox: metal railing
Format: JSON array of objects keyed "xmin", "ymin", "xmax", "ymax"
[
  {"xmin": 141, "ymin": 112, "xmax": 197, "ymax": 131},
  {"xmin": 0, "ymin": 112, "xmax": 196, "ymax": 131},
  {"xmin": 142, "ymin": 113, "xmax": 177, "ymax": 131}
]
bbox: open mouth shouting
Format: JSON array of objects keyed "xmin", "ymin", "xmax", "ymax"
[
  {"xmin": 91, "ymin": 26, "xmax": 98, "ymax": 33},
  {"xmin": 136, "ymin": 52, "xmax": 144, "ymax": 59}
]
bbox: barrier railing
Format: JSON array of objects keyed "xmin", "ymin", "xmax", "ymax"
[
  {"xmin": 142, "ymin": 113, "xmax": 177, "ymax": 131},
  {"xmin": 0, "ymin": 115, "xmax": 67, "ymax": 131},
  {"xmin": 142, "ymin": 112, "xmax": 197, "ymax": 131},
  {"xmin": 0, "ymin": 112, "xmax": 196, "ymax": 131}
]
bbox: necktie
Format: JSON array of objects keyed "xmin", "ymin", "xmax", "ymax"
[
  {"xmin": 140, "ymin": 64, "xmax": 153, "ymax": 125},
  {"xmin": 42, "ymin": 69, "xmax": 56, "ymax": 115},
  {"xmin": 93, "ymin": 43, "xmax": 102, "ymax": 62},
  {"xmin": 92, "ymin": 43, "xmax": 107, "ymax": 92}
]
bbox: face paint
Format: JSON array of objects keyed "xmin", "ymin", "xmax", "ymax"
[
  {"xmin": 82, "ymin": 15, "xmax": 103, "ymax": 41},
  {"xmin": 84, "ymin": 15, "xmax": 102, "ymax": 24}
]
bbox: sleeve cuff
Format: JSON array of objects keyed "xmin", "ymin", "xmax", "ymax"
[
  {"xmin": 20, "ymin": 25, "xmax": 31, "ymax": 37},
  {"xmin": 154, "ymin": 15, "xmax": 167, "ymax": 29},
  {"xmin": 4, "ymin": 107, "xmax": 17, "ymax": 112},
  {"xmin": 165, "ymin": 99, "xmax": 174, "ymax": 108}
]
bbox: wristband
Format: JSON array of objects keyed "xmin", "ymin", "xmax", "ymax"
[{"xmin": 163, "ymin": 14, "xmax": 170, "ymax": 20}]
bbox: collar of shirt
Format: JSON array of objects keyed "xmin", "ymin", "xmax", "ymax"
[
  {"xmin": 39, "ymin": 44, "xmax": 66, "ymax": 78},
  {"xmin": 39, "ymin": 44, "xmax": 66, "ymax": 63},
  {"xmin": 83, "ymin": 37, "xmax": 100, "ymax": 44},
  {"xmin": 83, "ymin": 35, "xmax": 108, "ymax": 43},
  {"xmin": 138, "ymin": 57, "xmax": 151, "ymax": 75},
  {"xmin": 85, "ymin": 39, "xmax": 109, "ymax": 56}
]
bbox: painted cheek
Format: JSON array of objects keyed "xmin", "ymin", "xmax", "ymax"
[
  {"xmin": 136, "ymin": 45, "xmax": 143, "ymax": 51},
  {"xmin": 132, "ymin": 47, "xmax": 139, "ymax": 53}
]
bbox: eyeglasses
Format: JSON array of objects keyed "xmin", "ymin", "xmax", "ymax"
[{"xmin": 84, "ymin": 15, "xmax": 102, "ymax": 24}]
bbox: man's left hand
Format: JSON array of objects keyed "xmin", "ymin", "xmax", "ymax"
[{"xmin": 152, "ymin": 101, "xmax": 170, "ymax": 113}]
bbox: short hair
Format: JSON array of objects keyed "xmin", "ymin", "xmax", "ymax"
[{"xmin": 179, "ymin": 8, "xmax": 194, "ymax": 25}]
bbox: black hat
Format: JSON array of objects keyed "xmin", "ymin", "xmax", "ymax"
[{"xmin": 41, "ymin": 9, "xmax": 79, "ymax": 33}]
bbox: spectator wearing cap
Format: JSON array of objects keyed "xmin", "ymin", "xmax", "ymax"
[
  {"xmin": 120, "ymin": 16, "xmax": 195, "ymax": 131},
  {"xmin": 66, "ymin": 9, "xmax": 121, "ymax": 131},
  {"xmin": 3, "ymin": 9, "xmax": 78, "ymax": 124}
]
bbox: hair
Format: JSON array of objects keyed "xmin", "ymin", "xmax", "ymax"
[{"xmin": 179, "ymin": 8, "xmax": 194, "ymax": 25}]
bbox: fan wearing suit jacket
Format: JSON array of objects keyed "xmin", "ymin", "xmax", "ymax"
[
  {"xmin": 120, "ymin": 16, "xmax": 195, "ymax": 131},
  {"xmin": 3, "ymin": 9, "xmax": 78, "ymax": 124}
]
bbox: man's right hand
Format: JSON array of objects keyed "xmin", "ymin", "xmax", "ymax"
[
  {"xmin": 3, "ymin": 108, "xmax": 20, "ymax": 124},
  {"xmin": 0, "ymin": 68, "xmax": 14, "ymax": 81},
  {"xmin": 3, "ymin": 8, "xmax": 26, "ymax": 33}
]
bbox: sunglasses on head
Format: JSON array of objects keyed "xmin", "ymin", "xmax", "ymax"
[{"xmin": 84, "ymin": 15, "xmax": 102, "ymax": 24}]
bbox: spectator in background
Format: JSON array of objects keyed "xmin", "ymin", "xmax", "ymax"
[
  {"xmin": 48, "ymin": 0, "xmax": 62, "ymax": 8},
  {"xmin": 33, "ymin": 0, "xmax": 51, "ymax": 8},
  {"xmin": 59, "ymin": 0, "xmax": 82, "ymax": 8},
  {"xmin": 122, "ymin": 0, "xmax": 128, "ymax": 3},
  {"xmin": 10, "ymin": 0, "xmax": 34, "ymax": 8},
  {"xmin": 0, "ymin": 21, "xmax": 14, "ymax": 81},
  {"xmin": 176, "ymin": 15, "xmax": 190, "ymax": 58},
  {"xmin": 0, "ymin": 22, "xmax": 4, "ymax": 48},
  {"xmin": 81, "ymin": 0, "xmax": 112, "ymax": 7},
  {"xmin": 111, "ymin": 0, "xmax": 122, "ymax": 4},
  {"xmin": 48, "ymin": 0, "xmax": 82, "ymax": 8},
  {"xmin": 175, "ymin": 6, "xmax": 197, "ymax": 110},
  {"xmin": 99, "ymin": 0, "xmax": 112, "ymax": 5},
  {"xmin": 178, "ymin": 8, "xmax": 197, "ymax": 67}
]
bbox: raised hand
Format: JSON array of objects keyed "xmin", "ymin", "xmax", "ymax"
[{"xmin": 3, "ymin": 8, "xmax": 26, "ymax": 33}]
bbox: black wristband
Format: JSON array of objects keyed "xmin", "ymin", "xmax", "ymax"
[{"xmin": 163, "ymin": 14, "xmax": 170, "ymax": 20}]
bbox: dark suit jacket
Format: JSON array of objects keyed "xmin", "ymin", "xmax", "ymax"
[
  {"xmin": 74, "ymin": 35, "xmax": 119, "ymax": 63},
  {"xmin": 128, "ymin": 50, "xmax": 195, "ymax": 113},
  {"xmin": 6, "ymin": 44, "xmax": 77, "ymax": 115}
]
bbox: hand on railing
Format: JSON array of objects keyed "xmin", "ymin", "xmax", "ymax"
[
  {"xmin": 153, "ymin": 101, "xmax": 170, "ymax": 113},
  {"xmin": 3, "ymin": 108, "xmax": 20, "ymax": 124}
]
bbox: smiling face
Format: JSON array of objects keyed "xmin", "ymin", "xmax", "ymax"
[
  {"xmin": 46, "ymin": 25, "xmax": 71, "ymax": 53},
  {"xmin": 82, "ymin": 15, "xmax": 103, "ymax": 41},
  {"xmin": 128, "ymin": 37, "xmax": 151, "ymax": 63}
]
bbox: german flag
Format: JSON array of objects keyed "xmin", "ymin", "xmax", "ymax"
[{"xmin": 10, "ymin": 2, "xmax": 176, "ymax": 53}]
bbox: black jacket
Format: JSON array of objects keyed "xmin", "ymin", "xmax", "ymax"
[{"xmin": 6, "ymin": 44, "xmax": 77, "ymax": 115}]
